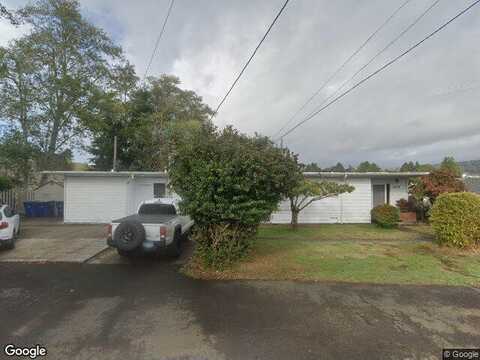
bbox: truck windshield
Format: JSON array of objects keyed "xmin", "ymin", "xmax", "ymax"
[{"xmin": 138, "ymin": 203, "xmax": 176, "ymax": 215}]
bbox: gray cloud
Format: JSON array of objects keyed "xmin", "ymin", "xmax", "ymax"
[{"xmin": 3, "ymin": 0, "xmax": 480, "ymax": 167}]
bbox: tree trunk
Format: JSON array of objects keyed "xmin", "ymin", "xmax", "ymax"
[{"xmin": 291, "ymin": 209, "xmax": 299, "ymax": 230}]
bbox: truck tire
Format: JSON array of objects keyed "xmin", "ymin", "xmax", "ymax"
[
  {"xmin": 113, "ymin": 220, "xmax": 145, "ymax": 252},
  {"xmin": 167, "ymin": 229, "xmax": 182, "ymax": 258}
]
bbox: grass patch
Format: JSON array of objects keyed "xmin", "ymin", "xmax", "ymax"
[{"xmin": 184, "ymin": 224, "xmax": 480, "ymax": 286}]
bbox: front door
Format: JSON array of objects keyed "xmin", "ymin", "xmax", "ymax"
[{"xmin": 372, "ymin": 185, "xmax": 385, "ymax": 207}]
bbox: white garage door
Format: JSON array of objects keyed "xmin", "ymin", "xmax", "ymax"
[{"xmin": 64, "ymin": 177, "xmax": 127, "ymax": 223}]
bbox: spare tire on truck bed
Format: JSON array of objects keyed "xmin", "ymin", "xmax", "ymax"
[{"xmin": 113, "ymin": 220, "xmax": 146, "ymax": 251}]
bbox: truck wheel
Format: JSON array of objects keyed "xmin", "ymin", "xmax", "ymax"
[
  {"xmin": 167, "ymin": 230, "xmax": 182, "ymax": 258},
  {"xmin": 113, "ymin": 220, "xmax": 145, "ymax": 251}
]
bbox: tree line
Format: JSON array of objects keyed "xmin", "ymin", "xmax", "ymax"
[{"xmin": 302, "ymin": 156, "xmax": 463, "ymax": 176}]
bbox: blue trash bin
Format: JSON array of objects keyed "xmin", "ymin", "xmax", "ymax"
[
  {"xmin": 34, "ymin": 202, "xmax": 48, "ymax": 217},
  {"xmin": 23, "ymin": 201, "xmax": 34, "ymax": 218},
  {"xmin": 55, "ymin": 201, "xmax": 64, "ymax": 218},
  {"xmin": 31, "ymin": 202, "xmax": 42, "ymax": 217},
  {"xmin": 46, "ymin": 201, "xmax": 56, "ymax": 217}
]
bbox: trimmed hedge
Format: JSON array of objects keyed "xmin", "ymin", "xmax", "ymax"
[
  {"xmin": 430, "ymin": 192, "xmax": 480, "ymax": 248},
  {"xmin": 371, "ymin": 204, "xmax": 400, "ymax": 228}
]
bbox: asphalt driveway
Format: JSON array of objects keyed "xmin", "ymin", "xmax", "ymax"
[
  {"xmin": 0, "ymin": 220, "xmax": 108, "ymax": 263},
  {"xmin": 1, "ymin": 261, "xmax": 479, "ymax": 360}
]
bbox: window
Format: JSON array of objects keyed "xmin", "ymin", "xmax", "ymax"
[
  {"xmin": 3, "ymin": 206, "xmax": 12, "ymax": 217},
  {"xmin": 153, "ymin": 183, "xmax": 166, "ymax": 198},
  {"xmin": 139, "ymin": 203, "xmax": 176, "ymax": 215},
  {"xmin": 386, "ymin": 184, "xmax": 391, "ymax": 205}
]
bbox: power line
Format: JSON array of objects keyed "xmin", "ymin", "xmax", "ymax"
[
  {"xmin": 277, "ymin": 0, "xmax": 441, "ymax": 141},
  {"xmin": 277, "ymin": 0, "xmax": 480, "ymax": 140},
  {"xmin": 210, "ymin": 0, "xmax": 291, "ymax": 119},
  {"xmin": 272, "ymin": 0, "xmax": 412, "ymax": 139},
  {"xmin": 143, "ymin": 0, "xmax": 175, "ymax": 82}
]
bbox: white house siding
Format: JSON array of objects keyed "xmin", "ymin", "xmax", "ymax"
[
  {"xmin": 339, "ymin": 178, "xmax": 373, "ymax": 223},
  {"xmin": 270, "ymin": 177, "xmax": 372, "ymax": 224},
  {"xmin": 390, "ymin": 178, "xmax": 409, "ymax": 205},
  {"xmin": 371, "ymin": 177, "xmax": 409, "ymax": 207},
  {"xmin": 129, "ymin": 176, "xmax": 169, "ymax": 214},
  {"xmin": 34, "ymin": 182, "xmax": 64, "ymax": 201},
  {"xmin": 64, "ymin": 176, "xmax": 128, "ymax": 223}
]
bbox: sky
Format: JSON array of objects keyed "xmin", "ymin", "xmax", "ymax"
[{"xmin": 1, "ymin": 0, "xmax": 480, "ymax": 168}]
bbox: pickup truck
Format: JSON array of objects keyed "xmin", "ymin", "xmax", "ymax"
[{"xmin": 107, "ymin": 198, "xmax": 194, "ymax": 258}]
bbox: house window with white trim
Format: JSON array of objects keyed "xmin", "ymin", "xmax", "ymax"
[{"xmin": 153, "ymin": 183, "xmax": 166, "ymax": 198}]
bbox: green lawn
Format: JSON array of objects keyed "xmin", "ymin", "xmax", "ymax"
[{"xmin": 185, "ymin": 224, "xmax": 480, "ymax": 286}]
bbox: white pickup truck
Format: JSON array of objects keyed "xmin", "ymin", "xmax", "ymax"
[{"xmin": 107, "ymin": 198, "xmax": 194, "ymax": 258}]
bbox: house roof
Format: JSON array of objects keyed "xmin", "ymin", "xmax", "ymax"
[
  {"xmin": 34, "ymin": 179, "xmax": 64, "ymax": 190},
  {"xmin": 304, "ymin": 172, "xmax": 429, "ymax": 178},
  {"xmin": 42, "ymin": 171, "xmax": 167, "ymax": 178},
  {"xmin": 43, "ymin": 170, "xmax": 428, "ymax": 179}
]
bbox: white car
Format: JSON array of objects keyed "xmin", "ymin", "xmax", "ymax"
[{"xmin": 0, "ymin": 205, "xmax": 20, "ymax": 249}]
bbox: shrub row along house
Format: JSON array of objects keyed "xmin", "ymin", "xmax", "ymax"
[{"xmin": 43, "ymin": 171, "xmax": 426, "ymax": 224}]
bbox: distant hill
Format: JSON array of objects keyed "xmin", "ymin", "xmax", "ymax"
[{"xmin": 458, "ymin": 160, "xmax": 480, "ymax": 175}]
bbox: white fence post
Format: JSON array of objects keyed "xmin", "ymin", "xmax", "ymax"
[{"xmin": 0, "ymin": 188, "xmax": 35, "ymax": 213}]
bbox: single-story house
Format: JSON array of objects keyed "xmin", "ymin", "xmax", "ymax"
[
  {"xmin": 270, "ymin": 172, "xmax": 426, "ymax": 224},
  {"xmin": 45, "ymin": 171, "xmax": 170, "ymax": 223},
  {"xmin": 44, "ymin": 171, "xmax": 426, "ymax": 224}
]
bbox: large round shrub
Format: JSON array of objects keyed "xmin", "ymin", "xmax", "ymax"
[
  {"xmin": 371, "ymin": 204, "xmax": 400, "ymax": 228},
  {"xmin": 168, "ymin": 124, "xmax": 301, "ymax": 268},
  {"xmin": 430, "ymin": 192, "xmax": 480, "ymax": 248}
]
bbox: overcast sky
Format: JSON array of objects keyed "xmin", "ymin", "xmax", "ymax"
[{"xmin": 2, "ymin": 0, "xmax": 480, "ymax": 168}]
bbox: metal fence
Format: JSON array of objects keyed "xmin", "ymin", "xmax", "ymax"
[{"xmin": 0, "ymin": 189, "xmax": 35, "ymax": 212}]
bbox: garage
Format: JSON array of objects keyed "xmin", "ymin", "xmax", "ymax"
[{"xmin": 47, "ymin": 171, "xmax": 169, "ymax": 223}]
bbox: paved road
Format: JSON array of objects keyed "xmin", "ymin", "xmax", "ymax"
[{"xmin": 1, "ymin": 261, "xmax": 479, "ymax": 360}]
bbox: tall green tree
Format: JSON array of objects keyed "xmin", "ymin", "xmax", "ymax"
[
  {"xmin": 88, "ymin": 62, "xmax": 139, "ymax": 170},
  {"xmin": 303, "ymin": 162, "xmax": 321, "ymax": 172},
  {"xmin": 356, "ymin": 161, "xmax": 381, "ymax": 172},
  {"xmin": 0, "ymin": 0, "xmax": 122, "ymax": 176},
  {"xmin": 0, "ymin": 39, "xmax": 37, "ymax": 144},
  {"xmin": 400, "ymin": 161, "xmax": 416, "ymax": 172},
  {"xmin": 0, "ymin": 130, "xmax": 36, "ymax": 185},
  {"xmin": 90, "ymin": 74, "xmax": 213, "ymax": 171},
  {"xmin": 439, "ymin": 156, "xmax": 462, "ymax": 177},
  {"xmin": 400, "ymin": 161, "xmax": 435, "ymax": 172},
  {"xmin": 327, "ymin": 162, "xmax": 346, "ymax": 172}
]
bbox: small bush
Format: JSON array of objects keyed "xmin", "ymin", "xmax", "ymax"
[
  {"xmin": 430, "ymin": 192, "xmax": 480, "ymax": 248},
  {"xmin": 371, "ymin": 204, "xmax": 400, "ymax": 228},
  {"xmin": 193, "ymin": 223, "xmax": 257, "ymax": 269},
  {"xmin": 396, "ymin": 198, "xmax": 416, "ymax": 213}
]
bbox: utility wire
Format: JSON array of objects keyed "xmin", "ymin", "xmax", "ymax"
[
  {"xmin": 143, "ymin": 0, "xmax": 175, "ymax": 83},
  {"xmin": 210, "ymin": 0, "xmax": 291, "ymax": 119},
  {"xmin": 272, "ymin": 0, "xmax": 412, "ymax": 139},
  {"xmin": 277, "ymin": 0, "xmax": 441, "ymax": 141},
  {"xmin": 277, "ymin": 0, "xmax": 480, "ymax": 139}
]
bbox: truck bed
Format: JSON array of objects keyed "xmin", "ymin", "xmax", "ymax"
[{"xmin": 112, "ymin": 214, "xmax": 177, "ymax": 224}]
